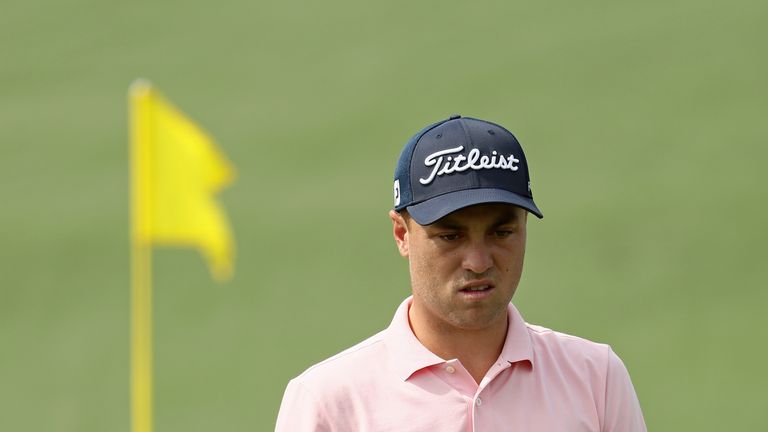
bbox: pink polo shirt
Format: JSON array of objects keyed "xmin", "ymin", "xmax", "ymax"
[{"xmin": 275, "ymin": 297, "xmax": 646, "ymax": 431}]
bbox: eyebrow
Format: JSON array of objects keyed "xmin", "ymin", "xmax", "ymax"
[
  {"xmin": 432, "ymin": 210, "xmax": 520, "ymax": 230},
  {"xmin": 430, "ymin": 220, "xmax": 464, "ymax": 230}
]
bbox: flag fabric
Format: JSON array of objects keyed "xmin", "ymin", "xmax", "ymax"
[
  {"xmin": 130, "ymin": 80, "xmax": 236, "ymax": 281},
  {"xmin": 128, "ymin": 80, "xmax": 236, "ymax": 432}
]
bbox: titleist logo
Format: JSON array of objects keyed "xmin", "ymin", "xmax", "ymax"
[{"xmin": 419, "ymin": 146, "xmax": 520, "ymax": 185}]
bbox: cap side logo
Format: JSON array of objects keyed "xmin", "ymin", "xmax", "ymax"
[
  {"xmin": 393, "ymin": 179, "xmax": 401, "ymax": 206},
  {"xmin": 419, "ymin": 146, "xmax": 520, "ymax": 185}
]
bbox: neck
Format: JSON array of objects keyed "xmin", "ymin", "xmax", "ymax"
[{"xmin": 408, "ymin": 302, "xmax": 508, "ymax": 385}]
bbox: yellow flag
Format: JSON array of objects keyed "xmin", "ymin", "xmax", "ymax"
[{"xmin": 130, "ymin": 80, "xmax": 236, "ymax": 281}]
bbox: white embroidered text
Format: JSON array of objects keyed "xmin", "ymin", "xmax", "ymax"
[{"xmin": 419, "ymin": 146, "xmax": 519, "ymax": 185}]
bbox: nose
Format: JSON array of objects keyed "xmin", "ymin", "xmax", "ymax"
[{"xmin": 461, "ymin": 239, "xmax": 494, "ymax": 274}]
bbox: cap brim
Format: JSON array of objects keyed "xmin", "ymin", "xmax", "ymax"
[{"xmin": 406, "ymin": 188, "xmax": 543, "ymax": 225}]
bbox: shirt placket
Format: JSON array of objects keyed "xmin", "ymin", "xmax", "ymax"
[
  {"xmin": 431, "ymin": 359, "xmax": 513, "ymax": 432},
  {"xmin": 471, "ymin": 360, "xmax": 514, "ymax": 432}
]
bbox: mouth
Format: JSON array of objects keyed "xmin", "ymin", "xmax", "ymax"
[
  {"xmin": 460, "ymin": 285, "xmax": 492, "ymax": 292},
  {"xmin": 458, "ymin": 281, "xmax": 495, "ymax": 299}
]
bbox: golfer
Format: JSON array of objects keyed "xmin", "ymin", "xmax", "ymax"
[{"xmin": 275, "ymin": 115, "xmax": 646, "ymax": 431}]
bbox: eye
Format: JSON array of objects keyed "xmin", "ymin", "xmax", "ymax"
[
  {"xmin": 494, "ymin": 230, "xmax": 514, "ymax": 238},
  {"xmin": 438, "ymin": 233, "xmax": 461, "ymax": 241}
]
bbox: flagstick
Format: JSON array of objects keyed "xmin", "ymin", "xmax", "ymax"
[
  {"xmin": 130, "ymin": 80, "xmax": 154, "ymax": 432},
  {"xmin": 131, "ymin": 241, "xmax": 153, "ymax": 432}
]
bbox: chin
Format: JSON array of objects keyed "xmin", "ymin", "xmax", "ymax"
[{"xmin": 448, "ymin": 309, "xmax": 506, "ymax": 331}]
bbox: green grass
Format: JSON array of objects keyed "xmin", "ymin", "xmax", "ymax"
[{"xmin": 1, "ymin": 0, "xmax": 766, "ymax": 430}]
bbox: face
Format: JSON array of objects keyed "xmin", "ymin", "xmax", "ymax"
[{"xmin": 390, "ymin": 204, "xmax": 527, "ymax": 332}]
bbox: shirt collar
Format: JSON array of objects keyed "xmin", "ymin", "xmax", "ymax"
[
  {"xmin": 384, "ymin": 296, "xmax": 534, "ymax": 382},
  {"xmin": 500, "ymin": 302, "xmax": 535, "ymax": 369},
  {"xmin": 384, "ymin": 297, "xmax": 446, "ymax": 381}
]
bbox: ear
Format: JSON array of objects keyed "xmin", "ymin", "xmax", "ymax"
[{"xmin": 389, "ymin": 210, "xmax": 409, "ymax": 258}]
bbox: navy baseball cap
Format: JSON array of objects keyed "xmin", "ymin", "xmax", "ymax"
[{"xmin": 393, "ymin": 115, "xmax": 543, "ymax": 225}]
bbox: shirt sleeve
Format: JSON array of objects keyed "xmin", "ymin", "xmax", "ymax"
[
  {"xmin": 602, "ymin": 348, "xmax": 647, "ymax": 432},
  {"xmin": 275, "ymin": 378, "xmax": 331, "ymax": 432}
]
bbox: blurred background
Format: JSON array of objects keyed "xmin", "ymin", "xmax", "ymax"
[{"xmin": 1, "ymin": 0, "xmax": 766, "ymax": 430}]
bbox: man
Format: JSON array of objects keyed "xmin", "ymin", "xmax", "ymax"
[{"xmin": 275, "ymin": 115, "xmax": 646, "ymax": 431}]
